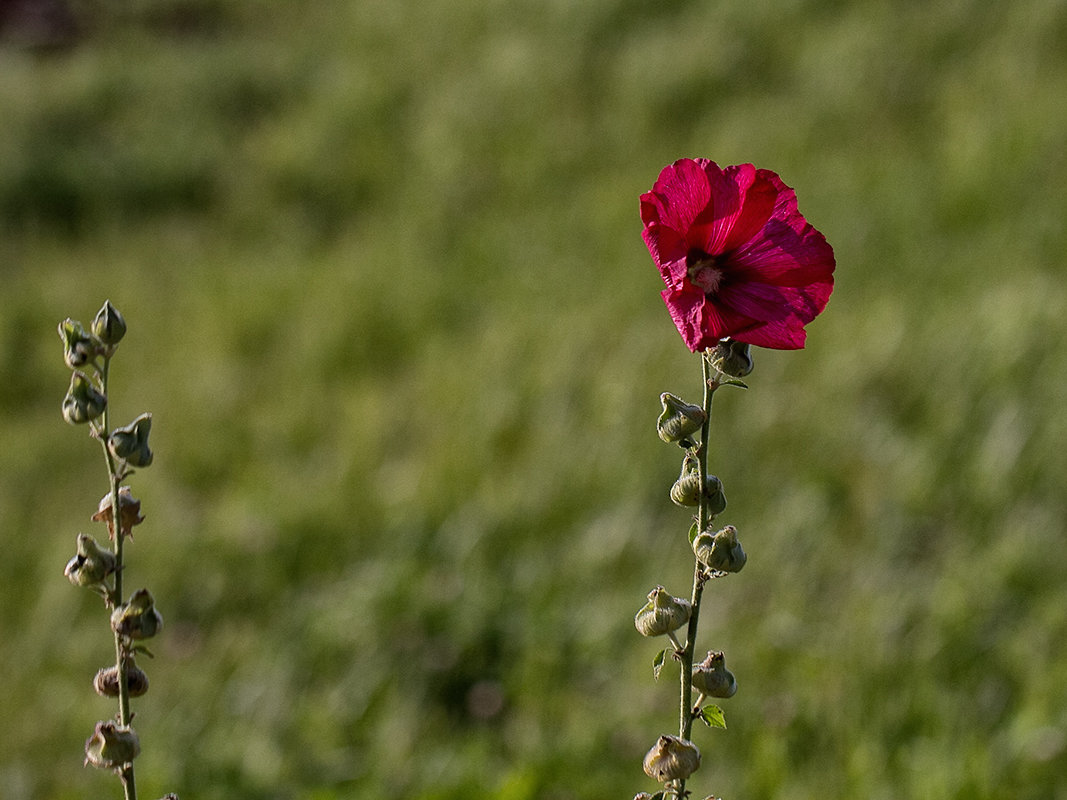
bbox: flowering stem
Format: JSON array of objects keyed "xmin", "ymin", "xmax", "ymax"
[
  {"xmin": 676, "ymin": 354, "xmax": 717, "ymax": 796},
  {"xmin": 97, "ymin": 354, "xmax": 138, "ymax": 800}
]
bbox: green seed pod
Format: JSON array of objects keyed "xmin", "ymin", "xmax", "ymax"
[
  {"xmin": 93, "ymin": 661, "xmax": 150, "ymax": 698},
  {"xmin": 111, "ymin": 588, "xmax": 163, "ymax": 640},
  {"xmin": 707, "ymin": 339, "xmax": 753, "ymax": 378},
  {"xmin": 58, "ymin": 318, "xmax": 100, "ymax": 370},
  {"xmin": 64, "ymin": 533, "xmax": 116, "ymax": 588},
  {"xmin": 108, "ymin": 413, "xmax": 154, "ymax": 468},
  {"xmin": 657, "ymin": 392, "xmax": 705, "ymax": 445},
  {"xmin": 642, "ymin": 734, "xmax": 701, "ymax": 783},
  {"xmin": 61, "ymin": 371, "xmax": 107, "ymax": 425},
  {"xmin": 92, "ymin": 299, "xmax": 127, "ymax": 345},
  {"xmin": 692, "ymin": 525, "xmax": 746, "ymax": 574},
  {"xmin": 691, "ymin": 650, "xmax": 737, "ymax": 699},
  {"xmin": 634, "ymin": 586, "xmax": 692, "ymax": 637},
  {"xmin": 84, "ymin": 721, "xmax": 140, "ymax": 769}
]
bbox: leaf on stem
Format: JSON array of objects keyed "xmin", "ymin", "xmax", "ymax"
[
  {"xmin": 697, "ymin": 704, "xmax": 727, "ymax": 729},
  {"xmin": 652, "ymin": 648, "xmax": 667, "ymax": 680},
  {"xmin": 687, "ymin": 520, "xmax": 699, "ymax": 545}
]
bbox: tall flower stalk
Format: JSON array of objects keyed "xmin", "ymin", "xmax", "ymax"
[
  {"xmin": 633, "ymin": 159, "xmax": 835, "ymax": 798},
  {"xmin": 60, "ymin": 301, "xmax": 174, "ymax": 800}
]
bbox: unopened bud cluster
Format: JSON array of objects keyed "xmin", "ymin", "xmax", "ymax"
[
  {"xmin": 634, "ymin": 345, "xmax": 757, "ymax": 795},
  {"xmin": 58, "ymin": 302, "xmax": 175, "ymax": 796}
]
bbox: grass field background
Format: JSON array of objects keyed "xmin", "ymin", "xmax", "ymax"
[{"xmin": 2, "ymin": 1, "xmax": 1066, "ymax": 798}]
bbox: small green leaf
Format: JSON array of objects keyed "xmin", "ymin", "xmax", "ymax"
[
  {"xmin": 652, "ymin": 648, "xmax": 667, "ymax": 680},
  {"xmin": 719, "ymin": 378, "xmax": 748, "ymax": 389},
  {"xmin": 687, "ymin": 520, "xmax": 699, "ymax": 544},
  {"xmin": 698, "ymin": 704, "xmax": 727, "ymax": 729}
]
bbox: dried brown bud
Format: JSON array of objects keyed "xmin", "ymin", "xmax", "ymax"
[
  {"xmin": 92, "ymin": 487, "xmax": 145, "ymax": 540},
  {"xmin": 691, "ymin": 650, "xmax": 737, "ymax": 699},
  {"xmin": 642, "ymin": 734, "xmax": 701, "ymax": 783},
  {"xmin": 93, "ymin": 661, "xmax": 150, "ymax": 698},
  {"xmin": 84, "ymin": 721, "xmax": 140, "ymax": 769}
]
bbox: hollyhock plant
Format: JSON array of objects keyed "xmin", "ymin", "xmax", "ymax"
[
  {"xmin": 631, "ymin": 160, "xmax": 834, "ymax": 798},
  {"xmin": 640, "ymin": 158, "xmax": 835, "ymax": 351}
]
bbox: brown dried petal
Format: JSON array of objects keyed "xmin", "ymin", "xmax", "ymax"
[{"xmin": 92, "ymin": 486, "xmax": 144, "ymax": 540}]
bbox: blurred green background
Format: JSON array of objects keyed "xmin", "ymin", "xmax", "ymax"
[{"xmin": 2, "ymin": 0, "xmax": 1066, "ymax": 798}]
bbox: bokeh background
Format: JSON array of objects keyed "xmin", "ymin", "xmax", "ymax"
[{"xmin": 2, "ymin": 0, "xmax": 1066, "ymax": 798}]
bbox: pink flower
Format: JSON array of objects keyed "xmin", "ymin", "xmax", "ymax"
[{"xmin": 640, "ymin": 158, "xmax": 835, "ymax": 351}]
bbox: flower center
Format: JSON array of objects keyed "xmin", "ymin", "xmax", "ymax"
[{"xmin": 687, "ymin": 251, "xmax": 724, "ymax": 295}]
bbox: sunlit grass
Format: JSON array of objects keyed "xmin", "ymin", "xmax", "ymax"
[{"xmin": 2, "ymin": 0, "xmax": 1066, "ymax": 798}]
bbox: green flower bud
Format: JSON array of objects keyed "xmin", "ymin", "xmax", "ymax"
[
  {"xmin": 84, "ymin": 720, "xmax": 140, "ymax": 769},
  {"xmin": 691, "ymin": 650, "xmax": 737, "ymax": 699},
  {"xmin": 707, "ymin": 339, "xmax": 753, "ymax": 378},
  {"xmin": 634, "ymin": 586, "xmax": 692, "ymax": 638},
  {"xmin": 93, "ymin": 660, "xmax": 149, "ymax": 698},
  {"xmin": 642, "ymin": 734, "xmax": 701, "ymax": 783},
  {"xmin": 670, "ymin": 456, "xmax": 726, "ymax": 512},
  {"xmin": 64, "ymin": 533, "xmax": 116, "ymax": 588},
  {"xmin": 58, "ymin": 318, "xmax": 100, "ymax": 370},
  {"xmin": 62, "ymin": 371, "xmax": 107, "ymax": 425},
  {"xmin": 92, "ymin": 299, "xmax": 127, "ymax": 345},
  {"xmin": 705, "ymin": 474, "xmax": 727, "ymax": 517},
  {"xmin": 657, "ymin": 393, "xmax": 705, "ymax": 446},
  {"xmin": 692, "ymin": 525, "xmax": 746, "ymax": 573},
  {"xmin": 111, "ymin": 588, "xmax": 163, "ymax": 640},
  {"xmin": 108, "ymin": 413, "xmax": 154, "ymax": 468},
  {"xmin": 91, "ymin": 487, "xmax": 145, "ymax": 540}
]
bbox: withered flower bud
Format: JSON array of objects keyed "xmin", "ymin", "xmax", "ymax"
[
  {"xmin": 93, "ymin": 660, "xmax": 150, "ymax": 698},
  {"xmin": 111, "ymin": 588, "xmax": 163, "ymax": 640},
  {"xmin": 62, "ymin": 371, "xmax": 107, "ymax": 425},
  {"xmin": 92, "ymin": 487, "xmax": 144, "ymax": 540},
  {"xmin": 691, "ymin": 650, "xmax": 737, "ymax": 699},
  {"xmin": 707, "ymin": 339, "xmax": 753, "ymax": 378},
  {"xmin": 58, "ymin": 318, "xmax": 100, "ymax": 370},
  {"xmin": 634, "ymin": 586, "xmax": 691, "ymax": 638},
  {"xmin": 84, "ymin": 721, "xmax": 140, "ymax": 769},
  {"xmin": 108, "ymin": 413, "xmax": 154, "ymax": 468},
  {"xmin": 642, "ymin": 734, "xmax": 701, "ymax": 783},
  {"xmin": 64, "ymin": 533, "xmax": 116, "ymax": 588},
  {"xmin": 692, "ymin": 525, "xmax": 746, "ymax": 574}
]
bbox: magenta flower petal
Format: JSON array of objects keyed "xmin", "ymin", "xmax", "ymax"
[{"xmin": 640, "ymin": 158, "xmax": 835, "ymax": 351}]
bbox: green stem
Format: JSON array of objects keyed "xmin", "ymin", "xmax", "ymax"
[
  {"xmin": 98, "ymin": 355, "xmax": 137, "ymax": 800},
  {"xmin": 676, "ymin": 353, "xmax": 717, "ymax": 796}
]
